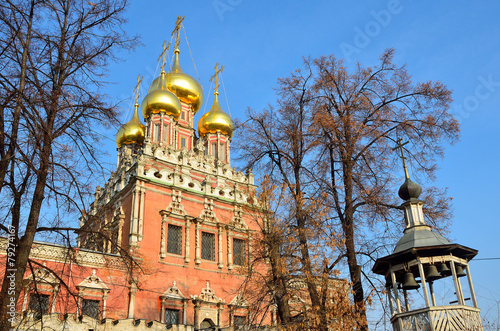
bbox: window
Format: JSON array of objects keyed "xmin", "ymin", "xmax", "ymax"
[
  {"xmin": 220, "ymin": 143, "xmax": 225, "ymax": 161},
  {"xmin": 201, "ymin": 232, "xmax": 215, "ymax": 261},
  {"xmin": 167, "ymin": 224, "xmax": 182, "ymax": 255},
  {"xmin": 180, "ymin": 137, "xmax": 186, "ymax": 149},
  {"xmin": 154, "ymin": 124, "xmax": 160, "ymax": 142},
  {"xmin": 211, "ymin": 142, "xmax": 217, "ymax": 157},
  {"xmin": 81, "ymin": 299, "xmax": 100, "ymax": 319},
  {"xmin": 28, "ymin": 293, "xmax": 50, "ymax": 320},
  {"xmin": 233, "ymin": 238, "xmax": 246, "ymax": 266},
  {"xmin": 204, "ymin": 143, "xmax": 208, "ymax": 155},
  {"xmin": 165, "ymin": 308, "xmax": 180, "ymax": 325},
  {"xmin": 163, "ymin": 124, "xmax": 169, "ymax": 143},
  {"xmin": 234, "ymin": 315, "xmax": 247, "ymax": 326},
  {"xmin": 181, "ymin": 111, "xmax": 185, "ymax": 120},
  {"xmin": 111, "ymin": 232, "xmax": 118, "ymax": 254}
]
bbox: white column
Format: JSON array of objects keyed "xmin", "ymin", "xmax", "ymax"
[
  {"xmin": 183, "ymin": 299, "xmax": 188, "ymax": 325},
  {"xmin": 429, "ymin": 281, "xmax": 437, "ymax": 306},
  {"xmin": 160, "ymin": 212, "xmax": 167, "ymax": 258},
  {"xmin": 195, "ymin": 220, "xmax": 201, "ymax": 265},
  {"xmin": 390, "ymin": 269, "xmax": 402, "ymax": 314},
  {"xmin": 129, "ymin": 185, "xmax": 140, "ymax": 245},
  {"xmin": 128, "ymin": 283, "xmax": 137, "ymax": 319},
  {"xmin": 138, "ymin": 187, "xmax": 145, "ymax": 240},
  {"xmin": 117, "ymin": 213, "xmax": 125, "ymax": 255},
  {"xmin": 102, "ymin": 291, "xmax": 108, "ymax": 319},
  {"xmin": 218, "ymin": 224, "xmax": 223, "ymax": 269},
  {"xmin": 465, "ymin": 264, "xmax": 478, "ymax": 308},
  {"xmin": 160, "ymin": 298, "xmax": 166, "ymax": 323},
  {"xmin": 450, "ymin": 259, "xmax": 464, "ymax": 305},
  {"xmin": 387, "ymin": 284, "xmax": 395, "ymax": 315},
  {"xmin": 185, "ymin": 217, "xmax": 191, "ymax": 264},
  {"xmin": 22, "ymin": 287, "xmax": 29, "ymax": 311},
  {"xmin": 51, "ymin": 285, "xmax": 60, "ymax": 313},
  {"xmin": 248, "ymin": 231, "xmax": 253, "ymax": 268},
  {"xmin": 160, "ymin": 112, "xmax": 164, "ymax": 146},
  {"xmin": 450, "ymin": 259, "xmax": 465, "ymax": 305},
  {"xmin": 77, "ymin": 289, "xmax": 83, "ymax": 316},
  {"xmin": 227, "ymin": 227, "xmax": 233, "ymax": 270},
  {"xmin": 417, "ymin": 261, "xmax": 431, "ymax": 307},
  {"xmin": 403, "ymin": 289, "xmax": 410, "ymax": 311}
]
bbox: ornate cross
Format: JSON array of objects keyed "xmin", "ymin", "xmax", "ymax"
[
  {"xmin": 157, "ymin": 41, "xmax": 171, "ymax": 72},
  {"xmin": 171, "ymin": 15, "xmax": 185, "ymax": 49},
  {"xmin": 209, "ymin": 63, "xmax": 224, "ymax": 94},
  {"xmin": 134, "ymin": 74, "xmax": 143, "ymax": 104},
  {"xmin": 392, "ymin": 137, "xmax": 410, "ymax": 179}
]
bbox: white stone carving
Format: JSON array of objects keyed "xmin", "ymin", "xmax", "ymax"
[
  {"xmin": 166, "ymin": 190, "xmax": 187, "ymax": 216},
  {"xmin": 77, "ymin": 269, "xmax": 109, "ymax": 291},
  {"xmin": 161, "ymin": 281, "xmax": 186, "ymax": 300},
  {"xmin": 199, "ymin": 198, "xmax": 218, "ymax": 223},
  {"xmin": 231, "ymin": 206, "xmax": 248, "ymax": 230},
  {"xmin": 191, "ymin": 282, "xmax": 224, "ymax": 303}
]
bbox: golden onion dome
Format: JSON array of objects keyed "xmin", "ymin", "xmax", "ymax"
[
  {"xmin": 165, "ymin": 48, "xmax": 204, "ymax": 114},
  {"xmin": 116, "ymin": 103, "xmax": 146, "ymax": 148},
  {"xmin": 141, "ymin": 71, "xmax": 182, "ymax": 119},
  {"xmin": 198, "ymin": 92, "xmax": 235, "ymax": 138}
]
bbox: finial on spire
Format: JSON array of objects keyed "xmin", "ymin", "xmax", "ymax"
[
  {"xmin": 157, "ymin": 41, "xmax": 171, "ymax": 73},
  {"xmin": 134, "ymin": 74, "xmax": 143, "ymax": 104},
  {"xmin": 209, "ymin": 63, "xmax": 225, "ymax": 96},
  {"xmin": 172, "ymin": 15, "xmax": 185, "ymax": 50},
  {"xmin": 392, "ymin": 137, "xmax": 410, "ymax": 179}
]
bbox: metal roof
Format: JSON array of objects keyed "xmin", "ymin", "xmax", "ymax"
[{"xmin": 393, "ymin": 225, "xmax": 450, "ymax": 254}]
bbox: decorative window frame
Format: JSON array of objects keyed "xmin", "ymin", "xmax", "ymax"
[
  {"xmin": 160, "ymin": 281, "xmax": 188, "ymax": 325},
  {"xmin": 76, "ymin": 270, "xmax": 110, "ymax": 319},
  {"xmin": 191, "ymin": 282, "xmax": 225, "ymax": 329},
  {"xmin": 21, "ymin": 267, "xmax": 60, "ymax": 318},
  {"xmin": 229, "ymin": 292, "xmax": 250, "ymax": 327}
]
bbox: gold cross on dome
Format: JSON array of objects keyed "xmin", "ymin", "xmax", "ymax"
[
  {"xmin": 392, "ymin": 137, "xmax": 410, "ymax": 179},
  {"xmin": 209, "ymin": 63, "xmax": 225, "ymax": 94},
  {"xmin": 157, "ymin": 41, "xmax": 171, "ymax": 72},
  {"xmin": 172, "ymin": 15, "xmax": 185, "ymax": 49},
  {"xmin": 134, "ymin": 74, "xmax": 143, "ymax": 104}
]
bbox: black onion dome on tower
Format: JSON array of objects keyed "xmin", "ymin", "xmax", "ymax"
[{"xmin": 398, "ymin": 177, "xmax": 422, "ymax": 201}]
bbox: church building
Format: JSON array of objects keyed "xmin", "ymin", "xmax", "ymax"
[{"xmin": 4, "ymin": 18, "xmax": 269, "ymax": 331}]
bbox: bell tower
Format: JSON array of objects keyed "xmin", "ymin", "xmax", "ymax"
[{"xmin": 372, "ymin": 139, "xmax": 483, "ymax": 331}]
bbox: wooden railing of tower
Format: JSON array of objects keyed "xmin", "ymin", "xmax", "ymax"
[{"xmin": 392, "ymin": 305, "xmax": 483, "ymax": 331}]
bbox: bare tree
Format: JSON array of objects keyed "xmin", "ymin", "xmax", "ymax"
[
  {"xmin": 238, "ymin": 49, "xmax": 458, "ymax": 330},
  {"xmin": 0, "ymin": 0, "xmax": 137, "ymax": 328},
  {"xmin": 241, "ymin": 176, "xmax": 362, "ymax": 330}
]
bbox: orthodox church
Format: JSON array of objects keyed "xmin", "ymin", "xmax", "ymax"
[
  {"xmin": 8, "ymin": 18, "xmax": 268, "ymax": 331},
  {"xmin": 0, "ymin": 16, "xmax": 485, "ymax": 331}
]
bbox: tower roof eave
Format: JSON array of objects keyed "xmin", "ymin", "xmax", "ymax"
[{"xmin": 372, "ymin": 243, "xmax": 478, "ymax": 275}]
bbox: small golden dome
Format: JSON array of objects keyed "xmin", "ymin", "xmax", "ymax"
[
  {"xmin": 198, "ymin": 92, "xmax": 234, "ymax": 138},
  {"xmin": 166, "ymin": 49, "xmax": 204, "ymax": 114},
  {"xmin": 141, "ymin": 71, "xmax": 182, "ymax": 119},
  {"xmin": 116, "ymin": 103, "xmax": 146, "ymax": 148}
]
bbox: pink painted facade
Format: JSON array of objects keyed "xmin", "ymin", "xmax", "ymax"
[{"xmin": 1, "ymin": 51, "xmax": 271, "ymax": 329}]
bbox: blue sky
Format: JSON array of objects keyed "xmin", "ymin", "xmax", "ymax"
[{"xmin": 100, "ymin": 1, "xmax": 500, "ymax": 327}]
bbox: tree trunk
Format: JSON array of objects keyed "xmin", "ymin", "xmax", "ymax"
[
  {"xmin": 342, "ymin": 156, "xmax": 368, "ymax": 330},
  {"xmin": 0, "ymin": 131, "xmax": 52, "ymax": 330},
  {"xmin": 267, "ymin": 230, "xmax": 292, "ymax": 325}
]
